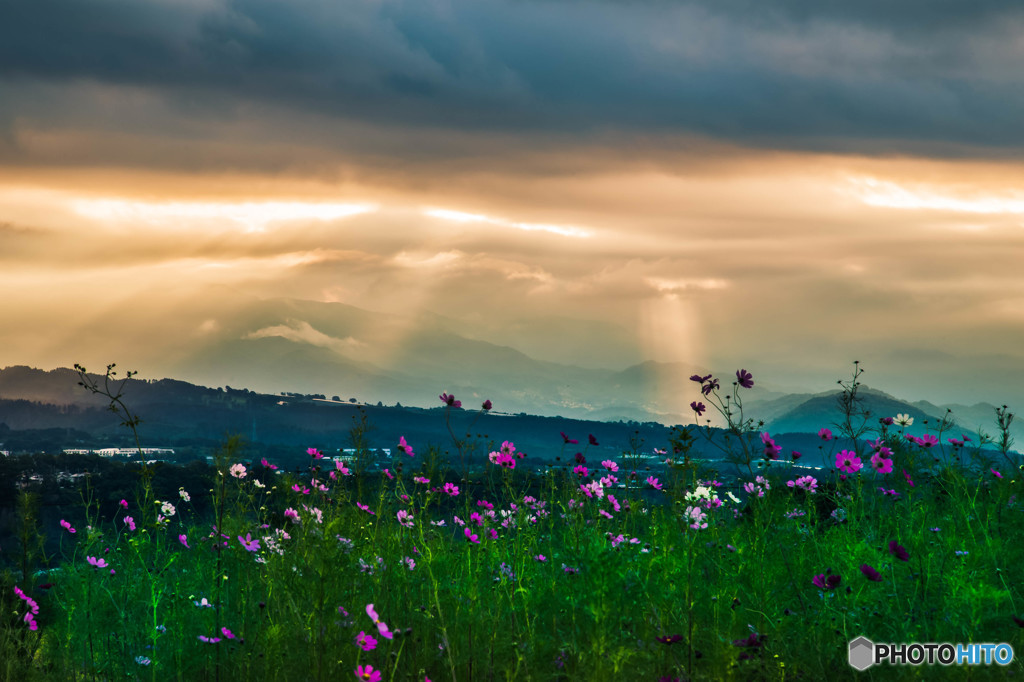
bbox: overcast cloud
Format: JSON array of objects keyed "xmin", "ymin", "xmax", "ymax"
[{"xmin": 2, "ymin": 0, "xmax": 1024, "ymax": 415}]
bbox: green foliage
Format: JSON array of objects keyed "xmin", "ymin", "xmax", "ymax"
[{"xmin": 0, "ymin": 367, "xmax": 1022, "ymax": 680}]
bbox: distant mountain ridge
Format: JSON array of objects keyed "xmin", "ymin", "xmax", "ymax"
[{"xmin": 0, "ymin": 365, "xmax": 1019, "ymax": 459}]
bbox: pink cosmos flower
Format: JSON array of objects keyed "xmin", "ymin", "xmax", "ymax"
[
  {"xmin": 398, "ymin": 436, "xmax": 414, "ymax": 457},
  {"xmin": 307, "ymin": 447, "xmax": 324, "ymax": 459},
  {"xmin": 239, "ymin": 533, "xmax": 260, "ymax": 552},
  {"xmin": 198, "ymin": 635, "xmax": 221, "ymax": 644},
  {"xmin": 229, "ymin": 463, "xmax": 246, "ymax": 479},
  {"xmin": 443, "ymin": 482, "xmax": 459, "ymax": 497},
  {"xmin": 284, "ymin": 508, "xmax": 301, "ymax": 523},
  {"xmin": 221, "ymin": 627, "xmax": 235, "ymax": 639},
  {"xmin": 86, "ymin": 556, "xmax": 108, "ymax": 569},
  {"xmin": 179, "ymin": 534, "xmax": 190, "ymax": 549},
  {"xmin": 365, "ymin": 604, "xmax": 394, "ymax": 639},
  {"xmin": 397, "ymin": 510, "xmax": 414, "ymax": 528},
  {"xmin": 560, "ymin": 431, "xmax": 578, "ymax": 445},
  {"xmin": 356, "ymin": 630, "xmax": 378, "ymax": 651},
  {"xmin": 60, "ymin": 519, "xmax": 76, "ymax": 534},
  {"xmin": 646, "ymin": 476, "xmax": 663, "ymax": 490},
  {"xmin": 684, "ymin": 505, "xmax": 708, "ymax": 529},
  {"xmin": 261, "ymin": 457, "xmax": 278, "ymax": 470},
  {"xmin": 835, "ymin": 450, "xmax": 862, "ymax": 473},
  {"xmin": 482, "ymin": 399, "xmax": 492, "ymax": 410},
  {"xmin": 992, "ymin": 468, "xmax": 1004, "ymax": 479},
  {"xmin": 354, "ymin": 665, "xmax": 382, "ymax": 682},
  {"xmin": 601, "ymin": 459, "xmax": 619, "ymax": 472},
  {"xmin": 489, "ymin": 450, "xmax": 516, "ymax": 468},
  {"xmin": 119, "ymin": 499, "xmax": 128, "ymax": 509},
  {"xmin": 903, "ymin": 469, "xmax": 915, "ymax": 487},
  {"xmin": 534, "ymin": 554, "xmax": 547, "ymax": 562},
  {"xmin": 356, "ymin": 502, "xmax": 375, "ymax": 515},
  {"xmin": 818, "ymin": 428, "xmax": 833, "ymax": 441},
  {"xmin": 918, "ymin": 434, "xmax": 939, "ymax": 448},
  {"xmin": 464, "ymin": 528, "xmax": 480, "ymax": 544},
  {"xmin": 124, "ymin": 516, "xmax": 136, "ymax": 531},
  {"xmin": 786, "ymin": 475, "xmax": 818, "ymax": 493}
]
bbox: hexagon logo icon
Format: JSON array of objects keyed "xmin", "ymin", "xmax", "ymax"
[{"xmin": 849, "ymin": 636, "xmax": 875, "ymax": 671}]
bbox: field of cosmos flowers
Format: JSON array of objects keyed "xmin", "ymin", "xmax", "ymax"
[{"xmin": 2, "ymin": 364, "xmax": 1023, "ymax": 681}]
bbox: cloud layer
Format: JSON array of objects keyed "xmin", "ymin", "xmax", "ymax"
[{"xmin": 2, "ymin": 0, "xmax": 1024, "ymax": 413}]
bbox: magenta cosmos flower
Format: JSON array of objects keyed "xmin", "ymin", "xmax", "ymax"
[
  {"xmin": 760, "ymin": 432, "xmax": 781, "ymax": 460},
  {"xmin": 354, "ymin": 665, "xmax": 382, "ymax": 682},
  {"xmin": 397, "ymin": 436, "xmax": 414, "ymax": 457},
  {"xmin": 355, "ymin": 631, "xmax": 378, "ymax": 652},
  {"xmin": 835, "ymin": 450, "xmax": 863, "ymax": 474},
  {"xmin": 870, "ymin": 452, "xmax": 893, "ymax": 474}
]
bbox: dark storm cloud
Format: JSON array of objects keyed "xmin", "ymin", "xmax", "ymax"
[{"xmin": 2, "ymin": 0, "xmax": 1024, "ymax": 154}]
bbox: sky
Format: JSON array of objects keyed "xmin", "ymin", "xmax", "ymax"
[{"xmin": 3, "ymin": 0, "xmax": 1024, "ymax": 411}]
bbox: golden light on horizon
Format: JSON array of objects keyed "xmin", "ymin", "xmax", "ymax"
[
  {"xmin": 848, "ymin": 176, "xmax": 1024, "ymax": 216},
  {"xmin": 422, "ymin": 207, "xmax": 593, "ymax": 238},
  {"xmin": 70, "ymin": 198, "xmax": 379, "ymax": 232}
]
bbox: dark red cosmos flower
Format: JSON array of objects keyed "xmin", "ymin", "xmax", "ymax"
[
  {"xmin": 588, "ymin": 434, "xmax": 599, "ymax": 446},
  {"xmin": 736, "ymin": 369, "xmax": 754, "ymax": 389},
  {"xmin": 575, "ymin": 452, "xmax": 587, "ymax": 465},
  {"xmin": 732, "ymin": 633, "xmax": 766, "ymax": 648},
  {"xmin": 656, "ymin": 634, "xmax": 684, "ymax": 645},
  {"xmin": 860, "ymin": 564, "xmax": 883, "ymax": 582},
  {"xmin": 889, "ymin": 540, "xmax": 910, "ymax": 562},
  {"xmin": 690, "ymin": 401, "xmax": 706, "ymax": 416},
  {"xmin": 560, "ymin": 432, "xmax": 578, "ymax": 445},
  {"xmin": 482, "ymin": 399, "xmax": 492, "ymax": 411},
  {"xmin": 439, "ymin": 392, "xmax": 462, "ymax": 408}
]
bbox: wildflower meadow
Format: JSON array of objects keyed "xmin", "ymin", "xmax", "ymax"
[{"xmin": 2, "ymin": 363, "xmax": 1023, "ymax": 680}]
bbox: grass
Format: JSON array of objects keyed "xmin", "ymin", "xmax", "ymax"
[{"xmin": 1, "ymin": 364, "xmax": 1023, "ymax": 681}]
